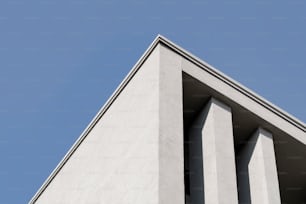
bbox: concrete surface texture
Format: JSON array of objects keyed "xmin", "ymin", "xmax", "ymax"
[
  {"xmin": 30, "ymin": 36, "xmax": 306, "ymax": 204},
  {"xmin": 36, "ymin": 45, "xmax": 162, "ymax": 204}
]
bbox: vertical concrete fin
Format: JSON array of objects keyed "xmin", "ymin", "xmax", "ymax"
[
  {"xmin": 188, "ymin": 98, "xmax": 239, "ymax": 204},
  {"xmin": 237, "ymin": 128, "xmax": 281, "ymax": 204}
]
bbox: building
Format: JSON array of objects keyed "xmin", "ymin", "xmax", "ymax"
[{"xmin": 29, "ymin": 35, "xmax": 306, "ymax": 204}]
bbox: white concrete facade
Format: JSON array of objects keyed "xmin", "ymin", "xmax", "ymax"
[
  {"xmin": 29, "ymin": 36, "xmax": 306, "ymax": 204},
  {"xmin": 33, "ymin": 44, "xmax": 186, "ymax": 204},
  {"xmin": 35, "ymin": 43, "xmax": 162, "ymax": 204}
]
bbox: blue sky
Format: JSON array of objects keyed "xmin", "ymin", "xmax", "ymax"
[{"xmin": 0, "ymin": 0, "xmax": 305, "ymax": 203}]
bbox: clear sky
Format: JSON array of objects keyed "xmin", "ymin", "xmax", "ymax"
[{"xmin": 0, "ymin": 0, "xmax": 305, "ymax": 203}]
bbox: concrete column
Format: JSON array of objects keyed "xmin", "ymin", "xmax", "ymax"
[
  {"xmin": 159, "ymin": 44, "xmax": 185, "ymax": 204},
  {"xmin": 237, "ymin": 128, "xmax": 281, "ymax": 204},
  {"xmin": 189, "ymin": 98, "xmax": 238, "ymax": 204}
]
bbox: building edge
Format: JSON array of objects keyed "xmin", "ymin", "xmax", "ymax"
[{"xmin": 28, "ymin": 34, "xmax": 305, "ymax": 204}]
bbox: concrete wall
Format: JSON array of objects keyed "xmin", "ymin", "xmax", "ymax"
[{"xmin": 35, "ymin": 44, "xmax": 185, "ymax": 204}]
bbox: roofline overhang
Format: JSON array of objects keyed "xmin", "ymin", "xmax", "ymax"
[
  {"xmin": 157, "ymin": 35, "xmax": 305, "ymax": 130},
  {"xmin": 29, "ymin": 34, "xmax": 305, "ymax": 203}
]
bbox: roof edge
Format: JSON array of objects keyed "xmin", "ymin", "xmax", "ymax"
[
  {"xmin": 29, "ymin": 34, "xmax": 305, "ymax": 203},
  {"xmin": 157, "ymin": 34, "xmax": 305, "ymax": 130}
]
